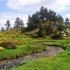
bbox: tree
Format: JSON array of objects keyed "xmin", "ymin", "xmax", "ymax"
[
  {"xmin": 44, "ymin": 8, "xmax": 48, "ymax": 21},
  {"xmin": 1, "ymin": 27, "xmax": 5, "ymax": 31},
  {"xmin": 20, "ymin": 19, "xmax": 24, "ymax": 28},
  {"xmin": 31, "ymin": 12, "xmax": 40, "ymax": 27},
  {"xmin": 27, "ymin": 15, "xmax": 35, "ymax": 30},
  {"xmin": 39, "ymin": 6, "xmax": 45, "ymax": 22},
  {"xmin": 27, "ymin": 12, "xmax": 40, "ymax": 30},
  {"xmin": 27, "ymin": 6, "xmax": 67, "ymax": 39},
  {"xmin": 14, "ymin": 17, "xmax": 24, "ymax": 28},
  {"xmin": 65, "ymin": 17, "xmax": 70, "ymax": 25},
  {"xmin": 44, "ymin": 21, "xmax": 54, "ymax": 35},
  {"xmin": 57, "ymin": 14, "xmax": 63, "ymax": 23},
  {"xmin": 38, "ymin": 23, "xmax": 46, "ymax": 37},
  {"xmin": 5, "ymin": 20, "xmax": 10, "ymax": 30},
  {"xmin": 48, "ymin": 10, "xmax": 57, "ymax": 22}
]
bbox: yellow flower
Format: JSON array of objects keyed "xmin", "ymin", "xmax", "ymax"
[{"xmin": 0, "ymin": 47, "xmax": 5, "ymax": 51}]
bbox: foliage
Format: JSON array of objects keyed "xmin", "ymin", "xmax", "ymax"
[
  {"xmin": 0, "ymin": 41, "xmax": 16, "ymax": 49},
  {"xmin": 0, "ymin": 44, "xmax": 46, "ymax": 60},
  {"xmin": 44, "ymin": 21, "xmax": 54, "ymax": 35},
  {"xmin": 27, "ymin": 6, "xmax": 64, "ymax": 29},
  {"xmin": 14, "ymin": 17, "xmax": 24, "ymax": 28},
  {"xmin": 24, "ymin": 29, "xmax": 39, "ymax": 37},
  {"xmin": 65, "ymin": 17, "xmax": 70, "ymax": 25},
  {"xmin": 14, "ymin": 55, "xmax": 70, "ymax": 70},
  {"xmin": 51, "ymin": 33, "xmax": 63, "ymax": 39},
  {"xmin": 14, "ymin": 40, "xmax": 70, "ymax": 70},
  {"xmin": 5, "ymin": 20, "xmax": 11, "ymax": 30},
  {"xmin": 1, "ymin": 6, "xmax": 70, "ymax": 39},
  {"xmin": 26, "ymin": 6, "xmax": 68, "ymax": 39},
  {"xmin": 0, "ymin": 47, "xmax": 5, "ymax": 51},
  {"xmin": 38, "ymin": 23, "xmax": 46, "ymax": 37}
]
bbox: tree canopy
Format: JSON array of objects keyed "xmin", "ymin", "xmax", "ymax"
[
  {"xmin": 27, "ymin": 6, "xmax": 69, "ymax": 38},
  {"xmin": 5, "ymin": 20, "xmax": 11, "ymax": 30},
  {"xmin": 14, "ymin": 17, "xmax": 24, "ymax": 28}
]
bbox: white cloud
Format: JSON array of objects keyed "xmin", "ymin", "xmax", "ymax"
[
  {"xmin": 0, "ymin": 12, "xmax": 28, "ymax": 29},
  {"xmin": 57, "ymin": 0, "xmax": 70, "ymax": 5},
  {"xmin": 1, "ymin": 0, "xmax": 70, "ymax": 29},
  {"xmin": 7, "ymin": 0, "xmax": 41, "ymax": 10},
  {"xmin": 7, "ymin": 0, "xmax": 70, "ymax": 12}
]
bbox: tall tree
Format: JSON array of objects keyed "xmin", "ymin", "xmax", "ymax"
[
  {"xmin": 27, "ymin": 6, "xmax": 67, "ymax": 39},
  {"xmin": 39, "ymin": 6, "xmax": 45, "ymax": 22},
  {"xmin": 44, "ymin": 8, "xmax": 48, "ymax": 21},
  {"xmin": 57, "ymin": 14, "xmax": 63, "ymax": 23},
  {"xmin": 65, "ymin": 17, "xmax": 70, "ymax": 25},
  {"xmin": 14, "ymin": 17, "xmax": 24, "ymax": 28},
  {"xmin": 48, "ymin": 10, "xmax": 57, "ymax": 22},
  {"xmin": 27, "ymin": 15, "xmax": 34, "ymax": 30},
  {"xmin": 38, "ymin": 23, "xmax": 46, "ymax": 37},
  {"xmin": 5, "ymin": 20, "xmax": 10, "ymax": 30},
  {"xmin": 44, "ymin": 21, "xmax": 54, "ymax": 35},
  {"xmin": 27, "ymin": 12, "xmax": 40, "ymax": 30}
]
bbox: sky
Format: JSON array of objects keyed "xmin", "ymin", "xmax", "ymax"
[{"xmin": 0, "ymin": 0, "xmax": 70, "ymax": 29}]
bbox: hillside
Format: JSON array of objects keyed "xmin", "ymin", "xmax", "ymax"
[
  {"xmin": 0, "ymin": 6, "xmax": 70, "ymax": 70},
  {"xmin": 0, "ymin": 28, "xmax": 70, "ymax": 70}
]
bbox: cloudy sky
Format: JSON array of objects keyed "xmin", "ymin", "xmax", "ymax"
[{"xmin": 0, "ymin": 0, "xmax": 70, "ymax": 29}]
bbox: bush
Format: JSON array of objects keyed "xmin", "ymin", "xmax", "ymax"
[
  {"xmin": 51, "ymin": 33, "xmax": 63, "ymax": 39},
  {"xmin": 0, "ymin": 41, "xmax": 16, "ymax": 49},
  {"xmin": 0, "ymin": 46, "xmax": 5, "ymax": 51}
]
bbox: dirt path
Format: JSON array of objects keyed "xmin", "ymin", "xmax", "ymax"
[{"xmin": 0, "ymin": 45, "xmax": 64, "ymax": 70}]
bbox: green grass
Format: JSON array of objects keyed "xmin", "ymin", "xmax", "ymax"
[
  {"xmin": 14, "ymin": 40, "xmax": 70, "ymax": 70},
  {"xmin": 0, "ymin": 44, "xmax": 46, "ymax": 60},
  {"xmin": 0, "ymin": 29, "xmax": 47, "ymax": 60},
  {"xmin": 14, "ymin": 56, "xmax": 70, "ymax": 70},
  {"xmin": 43, "ymin": 40, "xmax": 70, "ymax": 50},
  {"xmin": 0, "ymin": 29, "xmax": 70, "ymax": 70}
]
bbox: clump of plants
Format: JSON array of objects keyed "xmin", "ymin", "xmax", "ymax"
[
  {"xmin": 0, "ymin": 46, "xmax": 5, "ymax": 51},
  {"xmin": 51, "ymin": 33, "xmax": 63, "ymax": 39},
  {"xmin": 0, "ymin": 41, "xmax": 16, "ymax": 49}
]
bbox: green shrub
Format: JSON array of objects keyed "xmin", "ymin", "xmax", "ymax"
[
  {"xmin": 0, "ymin": 41, "xmax": 16, "ymax": 49},
  {"xmin": 51, "ymin": 33, "xmax": 63, "ymax": 39}
]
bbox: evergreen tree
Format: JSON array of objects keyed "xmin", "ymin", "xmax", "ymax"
[
  {"xmin": 1, "ymin": 27, "xmax": 5, "ymax": 31},
  {"xmin": 65, "ymin": 17, "xmax": 70, "ymax": 25},
  {"xmin": 57, "ymin": 14, "xmax": 63, "ymax": 23},
  {"xmin": 44, "ymin": 8, "xmax": 48, "ymax": 21},
  {"xmin": 5, "ymin": 20, "xmax": 10, "ymax": 30},
  {"xmin": 38, "ymin": 23, "xmax": 46, "ymax": 37},
  {"xmin": 27, "ymin": 15, "xmax": 35, "ymax": 30},
  {"xmin": 27, "ymin": 6, "xmax": 67, "ymax": 39},
  {"xmin": 39, "ymin": 6, "xmax": 45, "ymax": 22},
  {"xmin": 14, "ymin": 17, "xmax": 24, "ymax": 28},
  {"xmin": 48, "ymin": 10, "xmax": 57, "ymax": 22},
  {"xmin": 27, "ymin": 12, "xmax": 40, "ymax": 30},
  {"xmin": 44, "ymin": 21, "xmax": 54, "ymax": 35}
]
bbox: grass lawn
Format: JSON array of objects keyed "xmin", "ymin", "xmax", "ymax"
[
  {"xmin": 0, "ymin": 44, "xmax": 46, "ymax": 60},
  {"xmin": 14, "ymin": 55, "xmax": 70, "ymax": 70},
  {"xmin": 14, "ymin": 40, "xmax": 70, "ymax": 70},
  {"xmin": 0, "ymin": 30, "xmax": 70, "ymax": 70}
]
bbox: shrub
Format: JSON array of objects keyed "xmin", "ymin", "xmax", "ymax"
[
  {"xmin": 51, "ymin": 33, "xmax": 63, "ymax": 39},
  {"xmin": 0, "ymin": 46, "xmax": 5, "ymax": 51},
  {"xmin": 0, "ymin": 41, "xmax": 16, "ymax": 49}
]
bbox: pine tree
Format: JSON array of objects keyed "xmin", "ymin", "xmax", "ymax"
[
  {"xmin": 5, "ymin": 20, "xmax": 10, "ymax": 30},
  {"xmin": 14, "ymin": 17, "xmax": 24, "ymax": 28},
  {"xmin": 1, "ymin": 27, "xmax": 5, "ymax": 31}
]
